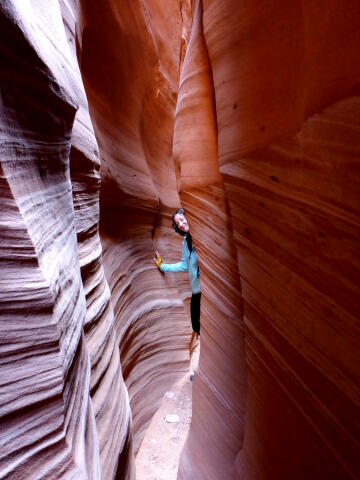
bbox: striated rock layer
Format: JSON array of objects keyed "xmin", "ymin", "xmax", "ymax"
[
  {"xmin": 76, "ymin": 0, "xmax": 195, "ymax": 455},
  {"xmin": 0, "ymin": 1, "xmax": 101, "ymax": 478},
  {"xmin": 0, "ymin": 0, "xmax": 134, "ymax": 478},
  {"xmin": 1, "ymin": 0, "xmax": 193, "ymax": 478},
  {"xmin": 1, "ymin": 0, "xmax": 360, "ymax": 479},
  {"xmin": 176, "ymin": 1, "xmax": 360, "ymax": 479}
]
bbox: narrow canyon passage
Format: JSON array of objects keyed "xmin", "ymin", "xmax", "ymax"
[
  {"xmin": 0, "ymin": 1, "xmax": 360, "ymax": 480},
  {"xmin": 135, "ymin": 342, "xmax": 200, "ymax": 479},
  {"xmin": 135, "ymin": 372, "xmax": 193, "ymax": 480}
]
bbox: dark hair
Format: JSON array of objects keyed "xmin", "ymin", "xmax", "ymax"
[{"xmin": 171, "ymin": 207, "xmax": 187, "ymax": 236}]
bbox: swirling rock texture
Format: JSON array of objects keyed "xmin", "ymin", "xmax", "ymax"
[
  {"xmin": 76, "ymin": 0, "xmax": 195, "ymax": 457},
  {"xmin": 1, "ymin": 1, "xmax": 360, "ymax": 480},
  {"xmin": 1, "ymin": 0, "xmax": 191, "ymax": 478},
  {"xmin": 0, "ymin": 1, "xmax": 100, "ymax": 478},
  {"xmin": 175, "ymin": 1, "xmax": 360, "ymax": 479},
  {"xmin": 0, "ymin": 0, "xmax": 132, "ymax": 478}
]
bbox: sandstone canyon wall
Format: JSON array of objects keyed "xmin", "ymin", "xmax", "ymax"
[{"xmin": 0, "ymin": 1, "xmax": 359, "ymax": 480}]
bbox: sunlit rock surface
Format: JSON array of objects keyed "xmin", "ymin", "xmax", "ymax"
[
  {"xmin": 1, "ymin": 0, "xmax": 359, "ymax": 479},
  {"xmin": 0, "ymin": 1, "xmax": 101, "ymax": 478},
  {"xmin": 177, "ymin": 1, "xmax": 360, "ymax": 479},
  {"xmin": 1, "ymin": 0, "xmax": 191, "ymax": 478},
  {"xmin": 76, "ymin": 0, "xmax": 194, "ymax": 455}
]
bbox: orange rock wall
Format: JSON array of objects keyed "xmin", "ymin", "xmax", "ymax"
[
  {"xmin": 75, "ymin": 0, "xmax": 196, "ymax": 455},
  {"xmin": 0, "ymin": 0, "xmax": 359, "ymax": 479},
  {"xmin": 0, "ymin": 0, "xmax": 193, "ymax": 478},
  {"xmin": 177, "ymin": 1, "xmax": 360, "ymax": 478}
]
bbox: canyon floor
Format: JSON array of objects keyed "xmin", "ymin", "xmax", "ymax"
[{"xmin": 135, "ymin": 340, "xmax": 200, "ymax": 479}]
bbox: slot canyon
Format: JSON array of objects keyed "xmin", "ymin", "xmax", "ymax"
[{"xmin": 0, "ymin": 0, "xmax": 359, "ymax": 479}]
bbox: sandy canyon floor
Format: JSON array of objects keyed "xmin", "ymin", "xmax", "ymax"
[{"xmin": 135, "ymin": 341, "xmax": 200, "ymax": 479}]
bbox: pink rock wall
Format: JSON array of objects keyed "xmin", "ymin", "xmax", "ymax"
[
  {"xmin": 1, "ymin": 0, "xmax": 360, "ymax": 479},
  {"xmin": 75, "ymin": 0, "xmax": 196, "ymax": 455},
  {"xmin": 0, "ymin": 0, "xmax": 134, "ymax": 478},
  {"xmin": 0, "ymin": 1, "xmax": 101, "ymax": 477},
  {"xmin": 177, "ymin": 1, "xmax": 360, "ymax": 478},
  {"xmin": 1, "ymin": 0, "xmax": 193, "ymax": 478},
  {"xmin": 174, "ymin": 2, "xmax": 246, "ymax": 478}
]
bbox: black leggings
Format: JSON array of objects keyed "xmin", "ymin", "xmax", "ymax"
[{"xmin": 190, "ymin": 292, "xmax": 201, "ymax": 334}]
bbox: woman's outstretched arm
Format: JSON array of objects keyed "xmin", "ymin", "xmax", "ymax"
[{"xmin": 154, "ymin": 244, "xmax": 188, "ymax": 272}]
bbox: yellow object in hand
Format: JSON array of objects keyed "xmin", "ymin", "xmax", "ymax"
[{"xmin": 154, "ymin": 251, "xmax": 163, "ymax": 269}]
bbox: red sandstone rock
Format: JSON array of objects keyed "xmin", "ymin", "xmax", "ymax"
[
  {"xmin": 174, "ymin": 2, "xmax": 246, "ymax": 479},
  {"xmin": 177, "ymin": 1, "xmax": 360, "ymax": 479},
  {"xmin": 76, "ymin": 0, "xmax": 196, "ymax": 459},
  {"xmin": 1, "ymin": 0, "xmax": 360, "ymax": 479},
  {"xmin": 0, "ymin": 1, "xmax": 100, "ymax": 478}
]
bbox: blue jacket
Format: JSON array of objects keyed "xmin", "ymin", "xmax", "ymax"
[{"xmin": 160, "ymin": 237, "xmax": 201, "ymax": 294}]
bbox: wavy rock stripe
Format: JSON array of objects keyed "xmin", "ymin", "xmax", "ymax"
[
  {"xmin": 0, "ymin": 1, "xmax": 132, "ymax": 478},
  {"xmin": 77, "ymin": 0, "xmax": 196, "ymax": 461},
  {"xmin": 0, "ymin": 4, "xmax": 100, "ymax": 480},
  {"xmin": 100, "ymin": 202, "xmax": 193, "ymax": 453},
  {"xmin": 1, "ymin": 0, "xmax": 360, "ymax": 479},
  {"xmin": 221, "ymin": 97, "xmax": 360, "ymax": 479},
  {"xmin": 0, "ymin": 162, "xmax": 71, "ymax": 479},
  {"xmin": 61, "ymin": 1, "xmax": 135, "ymax": 477}
]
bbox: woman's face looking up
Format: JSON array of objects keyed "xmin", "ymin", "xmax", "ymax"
[{"xmin": 174, "ymin": 213, "xmax": 189, "ymax": 233}]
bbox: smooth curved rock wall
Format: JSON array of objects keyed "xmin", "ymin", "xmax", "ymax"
[
  {"xmin": 61, "ymin": 1, "xmax": 135, "ymax": 478},
  {"xmin": 177, "ymin": 1, "xmax": 360, "ymax": 478},
  {"xmin": 174, "ymin": 2, "xmax": 246, "ymax": 478},
  {"xmin": 0, "ymin": 0, "xmax": 134, "ymax": 478},
  {"xmin": 1, "ymin": 0, "xmax": 193, "ymax": 477},
  {"xmin": 1, "ymin": 0, "xmax": 359, "ymax": 479},
  {"xmin": 0, "ymin": 1, "xmax": 100, "ymax": 478},
  {"xmin": 76, "ymin": 0, "xmax": 196, "ymax": 454}
]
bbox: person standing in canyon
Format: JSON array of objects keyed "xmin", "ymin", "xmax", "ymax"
[{"xmin": 154, "ymin": 208, "xmax": 201, "ymax": 336}]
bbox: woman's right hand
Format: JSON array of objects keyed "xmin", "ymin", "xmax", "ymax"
[{"xmin": 154, "ymin": 250, "xmax": 163, "ymax": 269}]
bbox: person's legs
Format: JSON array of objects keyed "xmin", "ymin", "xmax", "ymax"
[{"xmin": 190, "ymin": 292, "xmax": 201, "ymax": 334}]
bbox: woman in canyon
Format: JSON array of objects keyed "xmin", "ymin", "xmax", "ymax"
[{"xmin": 154, "ymin": 208, "xmax": 201, "ymax": 336}]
